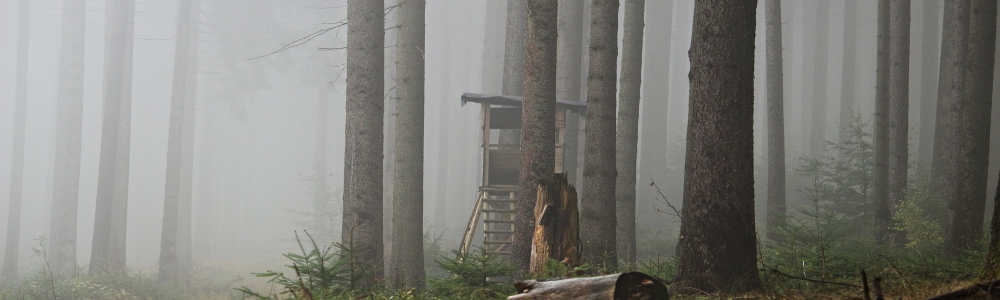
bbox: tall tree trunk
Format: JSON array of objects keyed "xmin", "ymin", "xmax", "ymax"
[
  {"xmin": 873, "ymin": 0, "xmax": 892, "ymax": 246},
  {"xmin": 160, "ymin": 0, "xmax": 195, "ymax": 283},
  {"xmin": 343, "ymin": 0, "xmax": 385, "ymax": 286},
  {"xmin": 90, "ymin": 0, "xmax": 134, "ymax": 276},
  {"xmin": 315, "ymin": 88, "xmax": 331, "ymax": 243},
  {"xmin": 48, "ymin": 0, "xmax": 85, "ymax": 279},
  {"xmin": 2, "ymin": 0, "xmax": 30, "ymax": 282},
  {"xmin": 514, "ymin": 0, "xmax": 558, "ymax": 272},
  {"xmin": 580, "ymin": 0, "xmax": 618, "ymax": 270},
  {"xmin": 839, "ymin": 0, "xmax": 858, "ymax": 146},
  {"xmin": 918, "ymin": 0, "xmax": 941, "ymax": 167},
  {"xmin": 501, "ymin": 0, "xmax": 528, "ymax": 145},
  {"xmin": 938, "ymin": 0, "xmax": 972, "ymax": 256},
  {"xmin": 177, "ymin": 0, "xmax": 200, "ymax": 276},
  {"xmin": 390, "ymin": 0, "xmax": 425, "ymax": 289},
  {"xmin": 810, "ymin": 0, "xmax": 829, "ymax": 158},
  {"xmin": 887, "ymin": 0, "xmax": 911, "ymax": 247},
  {"xmin": 636, "ymin": 0, "xmax": 673, "ymax": 232},
  {"xmin": 765, "ymin": 0, "xmax": 785, "ymax": 243},
  {"xmin": 559, "ymin": 0, "xmax": 584, "ymax": 185},
  {"xmin": 673, "ymin": 0, "xmax": 762, "ymax": 294},
  {"xmin": 948, "ymin": 0, "xmax": 996, "ymax": 257},
  {"xmin": 615, "ymin": 0, "xmax": 644, "ymax": 266},
  {"xmin": 193, "ymin": 101, "xmax": 217, "ymax": 260}
]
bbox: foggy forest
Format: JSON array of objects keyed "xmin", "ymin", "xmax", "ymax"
[{"xmin": 2, "ymin": 0, "xmax": 1000, "ymax": 299}]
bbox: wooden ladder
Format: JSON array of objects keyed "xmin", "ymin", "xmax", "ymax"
[{"xmin": 460, "ymin": 186, "xmax": 518, "ymax": 257}]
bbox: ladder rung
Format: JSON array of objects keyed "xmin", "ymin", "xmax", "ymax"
[
  {"xmin": 482, "ymin": 209, "xmax": 515, "ymax": 213},
  {"xmin": 484, "ymin": 219, "xmax": 515, "ymax": 223},
  {"xmin": 484, "ymin": 230, "xmax": 514, "ymax": 234},
  {"xmin": 483, "ymin": 198, "xmax": 516, "ymax": 203}
]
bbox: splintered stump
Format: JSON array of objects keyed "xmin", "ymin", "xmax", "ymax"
[
  {"xmin": 530, "ymin": 173, "xmax": 580, "ymax": 275},
  {"xmin": 508, "ymin": 272, "xmax": 669, "ymax": 300}
]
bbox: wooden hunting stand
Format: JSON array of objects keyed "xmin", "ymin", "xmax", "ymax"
[{"xmin": 458, "ymin": 93, "xmax": 586, "ymax": 257}]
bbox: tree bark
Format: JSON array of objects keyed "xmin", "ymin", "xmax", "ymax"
[
  {"xmin": 342, "ymin": 0, "xmax": 385, "ymax": 286},
  {"xmin": 2, "ymin": 0, "xmax": 30, "ymax": 282},
  {"xmin": 390, "ymin": 0, "xmax": 425, "ymax": 289},
  {"xmin": 765, "ymin": 0, "xmax": 786, "ymax": 243},
  {"xmin": 614, "ymin": 0, "xmax": 644, "ymax": 267},
  {"xmin": 558, "ymin": 0, "xmax": 584, "ymax": 185},
  {"xmin": 501, "ymin": 0, "xmax": 528, "ymax": 145},
  {"xmin": 839, "ymin": 0, "xmax": 858, "ymax": 147},
  {"xmin": 948, "ymin": 0, "xmax": 996, "ymax": 257},
  {"xmin": 672, "ymin": 0, "xmax": 762, "ymax": 294},
  {"xmin": 938, "ymin": 0, "xmax": 972, "ymax": 256},
  {"xmin": 887, "ymin": 0, "xmax": 911, "ymax": 247},
  {"xmin": 809, "ymin": 0, "xmax": 829, "ymax": 158},
  {"xmin": 580, "ymin": 0, "xmax": 618, "ymax": 270},
  {"xmin": 159, "ymin": 0, "xmax": 194, "ymax": 283},
  {"xmin": 90, "ymin": 0, "xmax": 134, "ymax": 276},
  {"xmin": 515, "ymin": 0, "xmax": 559, "ymax": 272},
  {"xmin": 918, "ymin": 0, "xmax": 941, "ymax": 167},
  {"xmin": 873, "ymin": 0, "xmax": 892, "ymax": 246},
  {"xmin": 530, "ymin": 174, "xmax": 580, "ymax": 274}
]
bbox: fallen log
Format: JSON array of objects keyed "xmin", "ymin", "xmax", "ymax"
[
  {"xmin": 508, "ymin": 272, "xmax": 668, "ymax": 300},
  {"xmin": 922, "ymin": 279, "xmax": 1000, "ymax": 300}
]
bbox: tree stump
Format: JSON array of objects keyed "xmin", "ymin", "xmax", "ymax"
[
  {"xmin": 508, "ymin": 272, "xmax": 669, "ymax": 299},
  {"xmin": 530, "ymin": 173, "xmax": 580, "ymax": 275}
]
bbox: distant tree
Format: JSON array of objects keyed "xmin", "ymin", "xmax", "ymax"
[
  {"xmin": 636, "ymin": 0, "xmax": 673, "ymax": 226},
  {"xmin": 887, "ymin": 0, "xmax": 911, "ymax": 247},
  {"xmin": 342, "ymin": 0, "xmax": 385, "ymax": 286},
  {"xmin": 160, "ymin": 0, "xmax": 196, "ymax": 283},
  {"xmin": 809, "ymin": 0, "xmax": 829, "ymax": 158},
  {"xmin": 672, "ymin": 0, "xmax": 761, "ymax": 293},
  {"xmin": 917, "ymin": 0, "xmax": 940, "ymax": 167},
  {"xmin": 765, "ymin": 0, "xmax": 786, "ymax": 243},
  {"xmin": 2, "ymin": 0, "xmax": 30, "ymax": 282},
  {"xmin": 513, "ymin": 0, "xmax": 559, "ymax": 272},
  {"xmin": 580, "ymin": 0, "xmax": 618, "ymax": 270},
  {"xmin": 90, "ymin": 0, "xmax": 134, "ymax": 276},
  {"xmin": 615, "ymin": 0, "xmax": 644, "ymax": 266},
  {"xmin": 932, "ymin": 0, "xmax": 978, "ymax": 255},
  {"xmin": 873, "ymin": 0, "xmax": 891, "ymax": 246},
  {"xmin": 558, "ymin": 0, "xmax": 585, "ymax": 185},
  {"xmin": 177, "ymin": 0, "xmax": 201, "ymax": 276},
  {"xmin": 390, "ymin": 0, "xmax": 425, "ymax": 289},
  {"xmin": 501, "ymin": 0, "xmax": 528, "ymax": 144},
  {"xmin": 948, "ymin": 0, "xmax": 995, "ymax": 257},
  {"xmin": 839, "ymin": 0, "xmax": 858, "ymax": 147}
]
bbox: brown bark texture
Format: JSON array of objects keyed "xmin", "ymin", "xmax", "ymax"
[
  {"xmin": 509, "ymin": 272, "xmax": 668, "ymax": 300},
  {"xmin": 342, "ymin": 0, "xmax": 385, "ymax": 286},
  {"xmin": 873, "ymin": 0, "xmax": 892, "ymax": 246},
  {"xmin": 672, "ymin": 0, "xmax": 761, "ymax": 294},
  {"xmin": 529, "ymin": 173, "xmax": 580, "ymax": 275},
  {"xmin": 390, "ymin": 0, "xmax": 425, "ymax": 290},
  {"xmin": 615, "ymin": 0, "xmax": 644, "ymax": 266},
  {"xmin": 939, "ymin": 0, "xmax": 971, "ymax": 256},
  {"xmin": 765, "ymin": 0, "xmax": 786, "ymax": 243},
  {"xmin": 581, "ymin": 0, "xmax": 618, "ymax": 270}
]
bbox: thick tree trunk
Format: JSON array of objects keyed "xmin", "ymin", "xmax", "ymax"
[
  {"xmin": 839, "ymin": 0, "xmax": 858, "ymax": 146},
  {"xmin": 918, "ymin": 0, "xmax": 941, "ymax": 167},
  {"xmin": 558, "ymin": 0, "xmax": 584, "ymax": 185},
  {"xmin": 501, "ymin": 0, "xmax": 528, "ymax": 145},
  {"xmin": 390, "ymin": 0, "xmax": 425, "ymax": 289},
  {"xmin": 529, "ymin": 174, "xmax": 580, "ymax": 274},
  {"xmin": 342, "ymin": 0, "xmax": 385, "ymax": 286},
  {"xmin": 509, "ymin": 272, "xmax": 668, "ymax": 300},
  {"xmin": 2, "ymin": 0, "xmax": 30, "ymax": 282},
  {"xmin": 580, "ymin": 0, "xmax": 618, "ymax": 270},
  {"xmin": 949, "ymin": 0, "xmax": 996, "ymax": 257},
  {"xmin": 873, "ymin": 0, "xmax": 892, "ymax": 246},
  {"xmin": 160, "ymin": 0, "xmax": 195, "ymax": 283},
  {"xmin": 90, "ymin": 0, "xmax": 134, "ymax": 276},
  {"xmin": 938, "ymin": 0, "xmax": 972, "ymax": 256},
  {"xmin": 615, "ymin": 0, "xmax": 644, "ymax": 266},
  {"xmin": 673, "ymin": 0, "xmax": 761, "ymax": 294},
  {"xmin": 887, "ymin": 0, "xmax": 911, "ymax": 247},
  {"xmin": 515, "ymin": 0, "xmax": 559, "ymax": 272},
  {"xmin": 809, "ymin": 0, "xmax": 829, "ymax": 158},
  {"xmin": 765, "ymin": 0, "xmax": 785, "ymax": 243},
  {"xmin": 48, "ymin": 0, "xmax": 86, "ymax": 278}
]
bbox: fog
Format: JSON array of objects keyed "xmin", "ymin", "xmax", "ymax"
[{"xmin": 1, "ymin": 0, "xmax": 999, "ymax": 284}]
